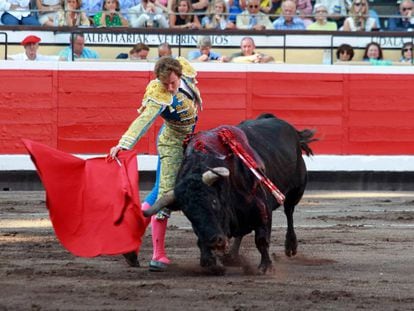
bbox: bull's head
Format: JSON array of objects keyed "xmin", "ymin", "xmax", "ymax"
[{"xmin": 144, "ymin": 167, "xmax": 231, "ymax": 274}]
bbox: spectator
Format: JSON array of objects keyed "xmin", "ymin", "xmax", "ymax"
[
  {"xmin": 259, "ymin": 0, "xmax": 271, "ymax": 14},
  {"xmin": 236, "ymin": 0, "xmax": 273, "ymax": 30},
  {"xmin": 93, "ymin": 0, "xmax": 129, "ymax": 26},
  {"xmin": 267, "ymin": 0, "xmax": 282, "ymax": 21},
  {"xmin": 0, "ymin": 0, "xmax": 40, "ymax": 25},
  {"xmin": 227, "ymin": 0, "xmax": 246, "ymax": 23},
  {"xmin": 388, "ymin": 0, "xmax": 414, "ymax": 31},
  {"xmin": 230, "ymin": 36, "xmax": 274, "ymax": 63},
  {"xmin": 55, "ymin": 0, "xmax": 90, "ymax": 26},
  {"xmin": 295, "ymin": 0, "xmax": 313, "ymax": 27},
  {"xmin": 362, "ymin": 42, "xmax": 383, "ymax": 61},
  {"xmin": 307, "ymin": 3, "xmax": 338, "ymax": 30},
  {"xmin": 81, "ymin": 0, "xmax": 103, "ymax": 23},
  {"xmin": 59, "ymin": 32, "xmax": 99, "ymax": 61},
  {"xmin": 169, "ymin": 0, "xmax": 201, "ymax": 29},
  {"xmin": 36, "ymin": 0, "xmax": 63, "ymax": 26},
  {"xmin": 400, "ymin": 42, "xmax": 413, "ymax": 63},
  {"xmin": 129, "ymin": 43, "xmax": 150, "ymax": 60},
  {"xmin": 158, "ymin": 42, "xmax": 172, "ymax": 58},
  {"xmin": 273, "ymin": 0, "xmax": 305, "ymax": 30},
  {"xmin": 8, "ymin": 35, "xmax": 59, "ymax": 61},
  {"xmin": 335, "ymin": 43, "xmax": 354, "ymax": 61},
  {"xmin": 129, "ymin": 0, "xmax": 168, "ymax": 28},
  {"xmin": 314, "ymin": 0, "xmax": 347, "ymax": 28},
  {"xmin": 188, "ymin": 36, "xmax": 229, "ymax": 62},
  {"xmin": 342, "ymin": 0, "xmax": 378, "ymax": 31},
  {"xmin": 201, "ymin": 0, "xmax": 235, "ymax": 29}
]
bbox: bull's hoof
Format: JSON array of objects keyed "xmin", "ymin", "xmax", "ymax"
[
  {"xmin": 285, "ymin": 248, "xmax": 297, "ymax": 257},
  {"xmin": 258, "ymin": 263, "xmax": 273, "ymax": 275},
  {"xmin": 123, "ymin": 252, "xmax": 139, "ymax": 267},
  {"xmin": 285, "ymin": 238, "xmax": 298, "ymax": 257}
]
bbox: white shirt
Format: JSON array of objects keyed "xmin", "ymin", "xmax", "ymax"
[
  {"xmin": 6, "ymin": 0, "xmax": 31, "ymax": 19},
  {"xmin": 344, "ymin": 16, "xmax": 376, "ymax": 31},
  {"xmin": 9, "ymin": 53, "xmax": 60, "ymax": 61}
]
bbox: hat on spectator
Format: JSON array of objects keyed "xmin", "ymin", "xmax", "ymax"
[{"xmin": 21, "ymin": 35, "xmax": 41, "ymax": 46}]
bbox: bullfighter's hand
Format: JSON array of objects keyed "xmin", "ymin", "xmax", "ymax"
[{"xmin": 109, "ymin": 145, "xmax": 123, "ymax": 159}]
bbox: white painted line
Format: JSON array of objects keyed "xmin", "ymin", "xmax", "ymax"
[{"xmin": 2, "ymin": 155, "xmax": 414, "ymax": 172}]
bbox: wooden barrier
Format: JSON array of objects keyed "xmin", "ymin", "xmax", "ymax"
[{"xmin": 0, "ymin": 61, "xmax": 413, "ymax": 157}]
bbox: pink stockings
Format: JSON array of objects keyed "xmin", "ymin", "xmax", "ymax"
[{"xmin": 139, "ymin": 202, "xmax": 170, "ymax": 264}]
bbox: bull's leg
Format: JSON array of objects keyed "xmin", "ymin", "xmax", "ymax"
[
  {"xmin": 284, "ymin": 203, "xmax": 298, "ymax": 257},
  {"xmin": 255, "ymin": 225, "xmax": 272, "ymax": 274}
]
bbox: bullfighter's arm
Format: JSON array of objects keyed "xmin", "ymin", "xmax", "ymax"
[{"xmin": 117, "ymin": 101, "xmax": 164, "ymax": 150}]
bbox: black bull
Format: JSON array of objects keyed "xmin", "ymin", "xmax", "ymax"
[{"xmin": 145, "ymin": 114, "xmax": 316, "ymax": 274}]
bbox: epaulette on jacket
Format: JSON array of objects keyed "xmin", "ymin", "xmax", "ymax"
[{"xmin": 177, "ymin": 56, "xmax": 197, "ymax": 79}]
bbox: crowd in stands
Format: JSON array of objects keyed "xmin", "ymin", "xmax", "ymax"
[
  {"xmin": 8, "ymin": 32, "xmax": 413, "ymax": 65},
  {"xmin": 1, "ymin": 0, "xmax": 414, "ymax": 32}
]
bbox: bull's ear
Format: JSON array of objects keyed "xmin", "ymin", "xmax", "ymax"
[{"xmin": 202, "ymin": 167, "xmax": 230, "ymax": 186}]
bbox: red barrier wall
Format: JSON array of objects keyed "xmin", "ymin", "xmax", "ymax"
[{"xmin": 1, "ymin": 66, "xmax": 413, "ymax": 155}]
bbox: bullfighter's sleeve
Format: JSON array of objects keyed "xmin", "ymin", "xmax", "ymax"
[{"xmin": 118, "ymin": 101, "xmax": 164, "ymax": 150}]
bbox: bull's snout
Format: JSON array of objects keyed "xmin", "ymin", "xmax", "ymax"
[{"xmin": 209, "ymin": 235, "xmax": 229, "ymax": 253}]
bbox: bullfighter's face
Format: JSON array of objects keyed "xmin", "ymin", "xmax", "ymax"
[{"xmin": 160, "ymin": 72, "xmax": 180, "ymax": 94}]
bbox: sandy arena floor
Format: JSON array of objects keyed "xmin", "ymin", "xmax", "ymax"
[{"xmin": 1, "ymin": 190, "xmax": 414, "ymax": 310}]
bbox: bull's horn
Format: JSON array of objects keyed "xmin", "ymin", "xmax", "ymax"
[
  {"xmin": 202, "ymin": 167, "xmax": 230, "ymax": 186},
  {"xmin": 143, "ymin": 190, "xmax": 175, "ymax": 217}
]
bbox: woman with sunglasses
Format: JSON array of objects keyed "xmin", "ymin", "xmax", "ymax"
[
  {"xmin": 336, "ymin": 43, "xmax": 354, "ymax": 62},
  {"xmin": 342, "ymin": 0, "xmax": 378, "ymax": 31},
  {"xmin": 400, "ymin": 42, "xmax": 413, "ymax": 63}
]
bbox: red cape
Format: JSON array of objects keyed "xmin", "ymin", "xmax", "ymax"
[{"xmin": 22, "ymin": 139, "xmax": 145, "ymax": 257}]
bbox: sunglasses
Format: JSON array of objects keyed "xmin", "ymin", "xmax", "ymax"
[
  {"xmin": 402, "ymin": 7, "xmax": 413, "ymax": 12},
  {"xmin": 403, "ymin": 48, "xmax": 413, "ymax": 52},
  {"xmin": 354, "ymin": 2, "xmax": 366, "ymax": 6},
  {"xmin": 248, "ymin": 5, "xmax": 259, "ymax": 8}
]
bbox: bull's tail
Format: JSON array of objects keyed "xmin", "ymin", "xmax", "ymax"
[{"xmin": 297, "ymin": 129, "xmax": 317, "ymax": 156}]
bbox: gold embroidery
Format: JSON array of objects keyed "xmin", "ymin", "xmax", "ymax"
[
  {"xmin": 177, "ymin": 57, "xmax": 196, "ymax": 79},
  {"xmin": 143, "ymin": 80, "xmax": 172, "ymax": 106}
]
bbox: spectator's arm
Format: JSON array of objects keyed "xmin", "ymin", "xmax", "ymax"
[
  {"xmin": 342, "ymin": 18, "xmax": 351, "ymax": 31},
  {"xmin": 191, "ymin": 0, "xmax": 208, "ymax": 10},
  {"xmin": 192, "ymin": 15, "xmax": 201, "ymax": 28}
]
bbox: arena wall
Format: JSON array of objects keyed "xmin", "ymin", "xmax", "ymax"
[{"xmin": 1, "ymin": 61, "xmax": 414, "ymax": 190}]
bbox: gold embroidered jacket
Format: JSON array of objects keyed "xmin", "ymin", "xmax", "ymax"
[{"xmin": 118, "ymin": 57, "xmax": 202, "ymax": 150}]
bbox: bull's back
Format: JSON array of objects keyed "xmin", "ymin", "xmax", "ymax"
[{"xmin": 237, "ymin": 116, "xmax": 306, "ymax": 193}]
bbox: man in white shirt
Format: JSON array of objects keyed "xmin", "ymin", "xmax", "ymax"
[{"xmin": 8, "ymin": 35, "xmax": 59, "ymax": 61}]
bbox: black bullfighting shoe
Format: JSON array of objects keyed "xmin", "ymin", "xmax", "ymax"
[
  {"xmin": 123, "ymin": 251, "xmax": 140, "ymax": 267},
  {"xmin": 149, "ymin": 260, "xmax": 168, "ymax": 272}
]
